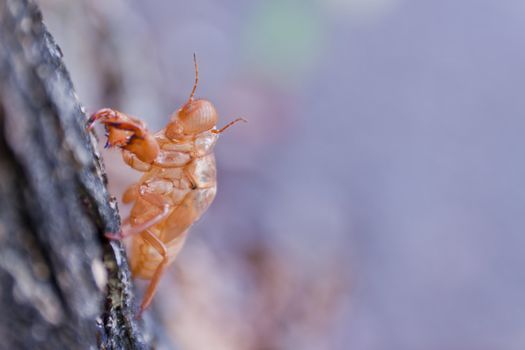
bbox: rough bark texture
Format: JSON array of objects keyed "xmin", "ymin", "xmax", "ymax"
[{"xmin": 0, "ymin": 0, "xmax": 146, "ymax": 348}]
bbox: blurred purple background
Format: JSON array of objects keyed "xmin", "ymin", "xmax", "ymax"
[{"xmin": 39, "ymin": 0, "xmax": 525, "ymax": 349}]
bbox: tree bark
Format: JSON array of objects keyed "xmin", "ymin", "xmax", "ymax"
[{"xmin": 0, "ymin": 0, "xmax": 146, "ymax": 348}]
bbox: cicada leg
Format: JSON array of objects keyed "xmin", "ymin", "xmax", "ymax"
[
  {"xmin": 136, "ymin": 229, "xmax": 169, "ymax": 318},
  {"xmin": 122, "ymin": 183, "xmax": 139, "ymax": 204},
  {"xmin": 106, "ymin": 192, "xmax": 172, "ymax": 240},
  {"xmin": 121, "ymin": 216, "xmax": 131, "ymax": 226},
  {"xmin": 87, "ymin": 108, "xmax": 160, "ymax": 164}
]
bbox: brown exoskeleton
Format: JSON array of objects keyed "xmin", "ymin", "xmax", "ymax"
[{"xmin": 87, "ymin": 55, "xmax": 245, "ymax": 316}]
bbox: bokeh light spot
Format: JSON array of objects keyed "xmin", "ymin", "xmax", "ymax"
[{"xmin": 243, "ymin": 0, "xmax": 325, "ymax": 88}]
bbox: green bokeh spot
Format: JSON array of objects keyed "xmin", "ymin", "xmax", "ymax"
[{"xmin": 244, "ymin": 0, "xmax": 324, "ymax": 86}]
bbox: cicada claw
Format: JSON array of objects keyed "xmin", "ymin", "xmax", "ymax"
[{"xmin": 87, "ymin": 108, "xmax": 160, "ymax": 163}]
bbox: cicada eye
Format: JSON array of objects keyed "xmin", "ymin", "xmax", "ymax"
[{"xmin": 178, "ymin": 99, "xmax": 218, "ymax": 134}]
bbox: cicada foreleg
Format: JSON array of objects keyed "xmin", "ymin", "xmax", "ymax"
[{"xmin": 87, "ymin": 108, "xmax": 160, "ymax": 164}]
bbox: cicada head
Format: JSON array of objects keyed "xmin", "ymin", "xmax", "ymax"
[
  {"xmin": 165, "ymin": 55, "xmax": 220, "ymax": 139},
  {"xmin": 166, "ymin": 99, "xmax": 218, "ymax": 140}
]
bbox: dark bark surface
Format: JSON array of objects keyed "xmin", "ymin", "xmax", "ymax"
[{"xmin": 0, "ymin": 0, "xmax": 146, "ymax": 348}]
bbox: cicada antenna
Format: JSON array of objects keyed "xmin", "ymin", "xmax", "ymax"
[
  {"xmin": 212, "ymin": 117, "xmax": 248, "ymax": 134},
  {"xmin": 189, "ymin": 53, "xmax": 199, "ymax": 102}
]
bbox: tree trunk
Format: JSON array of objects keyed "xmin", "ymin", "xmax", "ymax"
[{"xmin": 0, "ymin": 0, "xmax": 146, "ymax": 348}]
